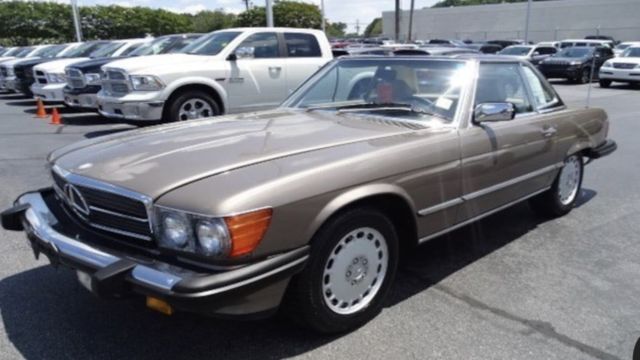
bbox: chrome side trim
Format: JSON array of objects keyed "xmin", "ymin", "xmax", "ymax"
[
  {"xmin": 462, "ymin": 163, "xmax": 562, "ymax": 201},
  {"xmin": 418, "ymin": 186, "xmax": 550, "ymax": 244},
  {"xmin": 417, "ymin": 163, "xmax": 562, "ymax": 216},
  {"xmin": 418, "ymin": 198, "xmax": 464, "ymax": 216}
]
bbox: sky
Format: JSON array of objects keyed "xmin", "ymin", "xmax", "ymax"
[{"xmin": 46, "ymin": 0, "xmax": 441, "ymax": 33}]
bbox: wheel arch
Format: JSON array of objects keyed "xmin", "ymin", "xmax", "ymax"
[
  {"xmin": 164, "ymin": 81, "xmax": 227, "ymax": 116},
  {"xmin": 307, "ymin": 184, "xmax": 419, "ymax": 258}
]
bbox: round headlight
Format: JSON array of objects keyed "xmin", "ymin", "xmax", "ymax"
[
  {"xmin": 196, "ymin": 219, "xmax": 231, "ymax": 256},
  {"xmin": 162, "ymin": 213, "xmax": 189, "ymax": 248}
]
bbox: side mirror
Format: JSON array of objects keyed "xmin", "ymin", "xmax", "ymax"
[
  {"xmin": 474, "ymin": 102, "xmax": 516, "ymax": 123},
  {"xmin": 532, "ymin": 51, "xmax": 540, "ymax": 56},
  {"xmin": 226, "ymin": 53, "xmax": 237, "ymax": 61}
]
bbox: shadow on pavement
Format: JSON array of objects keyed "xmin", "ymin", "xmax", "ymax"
[
  {"xmin": 5, "ymin": 100, "xmax": 36, "ymax": 107},
  {"xmin": 0, "ymin": 93, "xmax": 29, "ymax": 100},
  {"xmin": 0, "ymin": 190, "xmax": 596, "ymax": 360},
  {"xmin": 84, "ymin": 127, "xmax": 134, "ymax": 138}
]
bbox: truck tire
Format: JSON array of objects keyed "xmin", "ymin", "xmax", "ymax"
[
  {"xmin": 284, "ymin": 207, "xmax": 399, "ymax": 333},
  {"xmin": 599, "ymin": 79, "xmax": 612, "ymax": 88},
  {"xmin": 577, "ymin": 68, "xmax": 591, "ymax": 84},
  {"xmin": 529, "ymin": 155, "xmax": 583, "ymax": 218},
  {"xmin": 164, "ymin": 90, "xmax": 220, "ymax": 122}
]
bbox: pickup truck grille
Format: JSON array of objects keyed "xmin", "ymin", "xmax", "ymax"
[
  {"xmin": 102, "ymin": 69, "xmax": 130, "ymax": 96},
  {"xmin": 52, "ymin": 169, "xmax": 153, "ymax": 241},
  {"xmin": 66, "ymin": 68, "xmax": 85, "ymax": 88},
  {"xmin": 0, "ymin": 67, "xmax": 7, "ymax": 77},
  {"xmin": 34, "ymin": 70, "xmax": 47, "ymax": 84},
  {"xmin": 14, "ymin": 66, "xmax": 24, "ymax": 79},
  {"xmin": 613, "ymin": 63, "xmax": 637, "ymax": 69}
]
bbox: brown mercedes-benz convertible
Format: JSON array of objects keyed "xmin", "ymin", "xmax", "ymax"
[{"xmin": 2, "ymin": 56, "xmax": 616, "ymax": 333}]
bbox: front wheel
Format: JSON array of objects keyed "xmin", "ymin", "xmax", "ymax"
[
  {"xmin": 599, "ymin": 79, "xmax": 612, "ymax": 88},
  {"xmin": 577, "ymin": 68, "xmax": 591, "ymax": 84},
  {"xmin": 529, "ymin": 155, "xmax": 584, "ymax": 217},
  {"xmin": 284, "ymin": 208, "xmax": 399, "ymax": 333},
  {"xmin": 164, "ymin": 90, "xmax": 220, "ymax": 122}
]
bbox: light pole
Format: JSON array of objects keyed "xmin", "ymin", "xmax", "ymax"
[
  {"xmin": 394, "ymin": 0, "xmax": 400, "ymax": 42},
  {"xmin": 321, "ymin": 0, "xmax": 325, "ymax": 32},
  {"xmin": 408, "ymin": 0, "xmax": 415, "ymax": 42},
  {"xmin": 266, "ymin": 0, "xmax": 274, "ymax": 27},
  {"xmin": 523, "ymin": 0, "xmax": 532, "ymax": 43},
  {"xmin": 71, "ymin": 0, "xmax": 83, "ymax": 42}
]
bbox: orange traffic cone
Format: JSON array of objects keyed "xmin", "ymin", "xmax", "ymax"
[
  {"xmin": 35, "ymin": 98, "xmax": 47, "ymax": 118},
  {"xmin": 50, "ymin": 107, "xmax": 62, "ymax": 125}
]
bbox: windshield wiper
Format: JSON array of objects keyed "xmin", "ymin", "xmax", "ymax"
[{"xmin": 334, "ymin": 102, "xmax": 450, "ymax": 121}]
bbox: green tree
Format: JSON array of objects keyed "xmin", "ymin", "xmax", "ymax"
[
  {"xmin": 326, "ymin": 22, "xmax": 347, "ymax": 38},
  {"xmin": 364, "ymin": 17, "xmax": 382, "ymax": 37},
  {"xmin": 191, "ymin": 10, "xmax": 236, "ymax": 33},
  {"xmin": 235, "ymin": 0, "xmax": 322, "ymax": 28}
]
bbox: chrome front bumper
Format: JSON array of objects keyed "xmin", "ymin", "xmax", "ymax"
[
  {"xmin": 97, "ymin": 97, "xmax": 165, "ymax": 121},
  {"xmin": 599, "ymin": 68, "xmax": 640, "ymax": 82},
  {"xmin": 31, "ymin": 83, "xmax": 66, "ymax": 102},
  {"xmin": 64, "ymin": 92, "xmax": 99, "ymax": 109},
  {"xmin": 2, "ymin": 190, "xmax": 308, "ymax": 317}
]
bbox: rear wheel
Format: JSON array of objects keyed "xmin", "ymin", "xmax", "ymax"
[
  {"xmin": 164, "ymin": 90, "xmax": 219, "ymax": 123},
  {"xmin": 529, "ymin": 155, "xmax": 583, "ymax": 217},
  {"xmin": 599, "ymin": 79, "xmax": 612, "ymax": 88},
  {"xmin": 577, "ymin": 68, "xmax": 591, "ymax": 84},
  {"xmin": 284, "ymin": 208, "xmax": 399, "ymax": 333}
]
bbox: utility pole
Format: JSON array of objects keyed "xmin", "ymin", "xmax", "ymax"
[
  {"xmin": 71, "ymin": 0, "xmax": 83, "ymax": 42},
  {"xmin": 266, "ymin": 0, "xmax": 274, "ymax": 27},
  {"xmin": 524, "ymin": 0, "xmax": 532, "ymax": 43},
  {"xmin": 242, "ymin": 0, "xmax": 249, "ymax": 11},
  {"xmin": 321, "ymin": 0, "xmax": 326, "ymax": 32},
  {"xmin": 356, "ymin": 19, "xmax": 360, "ymax": 35},
  {"xmin": 408, "ymin": 0, "xmax": 415, "ymax": 42},
  {"xmin": 394, "ymin": 0, "xmax": 400, "ymax": 42}
]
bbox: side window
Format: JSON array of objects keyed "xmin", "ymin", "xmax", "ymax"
[
  {"xmin": 521, "ymin": 65, "xmax": 559, "ymax": 110},
  {"xmin": 236, "ymin": 32, "xmax": 280, "ymax": 59},
  {"xmin": 537, "ymin": 47, "xmax": 556, "ymax": 55},
  {"xmin": 475, "ymin": 63, "xmax": 533, "ymax": 115},
  {"xmin": 284, "ymin": 33, "xmax": 321, "ymax": 58}
]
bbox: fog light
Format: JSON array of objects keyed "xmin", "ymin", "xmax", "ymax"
[
  {"xmin": 196, "ymin": 219, "xmax": 231, "ymax": 256},
  {"xmin": 146, "ymin": 297, "xmax": 173, "ymax": 315}
]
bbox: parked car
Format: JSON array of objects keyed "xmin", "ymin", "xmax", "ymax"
[
  {"xmin": 0, "ymin": 44, "xmax": 68, "ymax": 93},
  {"xmin": 467, "ymin": 43, "xmax": 503, "ymax": 54},
  {"xmin": 0, "ymin": 47, "xmax": 23, "ymax": 63},
  {"xmin": 427, "ymin": 39, "xmax": 468, "ymax": 47},
  {"xmin": 598, "ymin": 46, "xmax": 640, "ymax": 87},
  {"xmin": 2, "ymin": 55, "xmax": 616, "ymax": 333},
  {"xmin": 537, "ymin": 41, "xmax": 561, "ymax": 49},
  {"xmin": 538, "ymin": 46, "xmax": 614, "ymax": 83},
  {"xmin": 486, "ymin": 40, "xmax": 522, "ymax": 49},
  {"xmin": 64, "ymin": 34, "xmax": 202, "ymax": 110},
  {"xmin": 96, "ymin": 28, "xmax": 332, "ymax": 123},
  {"xmin": 332, "ymin": 47, "xmax": 393, "ymax": 57},
  {"xmin": 31, "ymin": 39, "xmax": 149, "ymax": 103},
  {"xmin": 498, "ymin": 45, "xmax": 558, "ymax": 65},
  {"xmin": 11, "ymin": 43, "xmax": 83, "ymax": 96},
  {"xmin": 613, "ymin": 41, "xmax": 640, "ymax": 57},
  {"xmin": 393, "ymin": 47, "xmax": 479, "ymax": 56},
  {"xmin": 585, "ymin": 35, "xmax": 617, "ymax": 45},
  {"xmin": 560, "ymin": 39, "xmax": 613, "ymax": 49}
]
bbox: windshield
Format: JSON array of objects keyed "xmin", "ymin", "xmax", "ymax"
[
  {"xmin": 616, "ymin": 44, "xmax": 631, "ymax": 50},
  {"xmin": 90, "ymin": 41, "xmax": 127, "ymax": 58},
  {"xmin": 64, "ymin": 42, "xmax": 109, "ymax": 58},
  {"xmin": 556, "ymin": 47, "xmax": 592, "ymax": 58},
  {"xmin": 622, "ymin": 47, "xmax": 640, "ymax": 58},
  {"xmin": 499, "ymin": 46, "xmax": 532, "ymax": 56},
  {"xmin": 130, "ymin": 35, "xmax": 200, "ymax": 56},
  {"xmin": 15, "ymin": 47, "xmax": 35, "ymax": 57},
  {"xmin": 33, "ymin": 45, "xmax": 66, "ymax": 58},
  {"xmin": 286, "ymin": 58, "xmax": 470, "ymax": 123},
  {"xmin": 181, "ymin": 31, "xmax": 240, "ymax": 55}
]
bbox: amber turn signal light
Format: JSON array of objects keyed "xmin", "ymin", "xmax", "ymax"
[
  {"xmin": 225, "ymin": 208, "xmax": 273, "ymax": 257},
  {"xmin": 146, "ymin": 296, "xmax": 173, "ymax": 315}
]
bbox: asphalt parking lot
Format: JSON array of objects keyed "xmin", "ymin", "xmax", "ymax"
[{"xmin": 0, "ymin": 82, "xmax": 639, "ymax": 360}]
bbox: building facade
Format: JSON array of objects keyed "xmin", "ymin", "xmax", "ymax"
[{"xmin": 382, "ymin": 0, "xmax": 640, "ymax": 42}]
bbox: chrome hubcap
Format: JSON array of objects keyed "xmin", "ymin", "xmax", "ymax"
[
  {"xmin": 558, "ymin": 156, "xmax": 581, "ymax": 205},
  {"xmin": 322, "ymin": 227, "xmax": 388, "ymax": 315},
  {"xmin": 178, "ymin": 98, "xmax": 213, "ymax": 121}
]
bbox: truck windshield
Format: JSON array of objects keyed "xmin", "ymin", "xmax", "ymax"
[
  {"xmin": 556, "ymin": 47, "xmax": 592, "ymax": 58},
  {"xmin": 64, "ymin": 42, "xmax": 110, "ymax": 58},
  {"xmin": 130, "ymin": 35, "xmax": 200, "ymax": 56},
  {"xmin": 181, "ymin": 31, "xmax": 241, "ymax": 56},
  {"xmin": 15, "ymin": 47, "xmax": 35, "ymax": 57},
  {"xmin": 286, "ymin": 58, "xmax": 470, "ymax": 123},
  {"xmin": 499, "ymin": 46, "xmax": 532, "ymax": 56},
  {"xmin": 33, "ymin": 45, "xmax": 66, "ymax": 58},
  {"xmin": 90, "ymin": 42, "xmax": 127, "ymax": 58},
  {"xmin": 623, "ymin": 48, "xmax": 640, "ymax": 57}
]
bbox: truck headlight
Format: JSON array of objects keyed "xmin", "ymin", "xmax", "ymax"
[
  {"xmin": 47, "ymin": 73, "xmax": 66, "ymax": 83},
  {"xmin": 602, "ymin": 61, "xmax": 612, "ymax": 68},
  {"xmin": 154, "ymin": 207, "xmax": 272, "ymax": 258},
  {"xmin": 130, "ymin": 75, "xmax": 163, "ymax": 91},
  {"xmin": 84, "ymin": 73, "xmax": 101, "ymax": 85}
]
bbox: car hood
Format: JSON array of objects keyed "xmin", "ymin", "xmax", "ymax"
[
  {"xmin": 51, "ymin": 109, "xmax": 421, "ymax": 199},
  {"xmin": 69, "ymin": 56, "xmax": 128, "ymax": 72},
  {"xmin": 104, "ymin": 53, "xmax": 210, "ymax": 74},
  {"xmin": 34, "ymin": 58, "xmax": 89, "ymax": 73},
  {"xmin": 1, "ymin": 57, "xmax": 40, "ymax": 68},
  {"xmin": 609, "ymin": 58, "xmax": 640, "ymax": 65}
]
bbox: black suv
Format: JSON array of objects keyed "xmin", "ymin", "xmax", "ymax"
[
  {"xmin": 63, "ymin": 34, "xmax": 201, "ymax": 110},
  {"xmin": 538, "ymin": 46, "xmax": 614, "ymax": 84}
]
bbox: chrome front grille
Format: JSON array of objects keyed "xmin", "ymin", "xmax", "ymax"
[
  {"xmin": 102, "ymin": 68, "xmax": 130, "ymax": 96},
  {"xmin": 52, "ymin": 167, "xmax": 153, "ymax": 241},
  {"xmin": 613, "ymin": 63, "xmax": 637, "ymax": 69},
  {"xmin": 66, "ymin": 68, "xmax": 85, "ymax": 88},
  {"xmin": 0, "ymin": 67, "xmax": 7, "ymax": 77},
  {"xmin": 34, "ymin": 69, "xmax": 47, "ymax": 84}
]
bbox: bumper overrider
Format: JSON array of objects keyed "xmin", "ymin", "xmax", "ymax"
[
  {"xmin": 1, "ymin": 189, "xmax": 309, "ymax": 318},
  {"xmin": 64, "ymin": 86, "xmax": 100, "ymax": 110}
]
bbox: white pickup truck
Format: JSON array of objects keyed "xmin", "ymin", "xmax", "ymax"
[{"xmin": 97, "ymin": 27, "xmax": 333, "ymax": 122}]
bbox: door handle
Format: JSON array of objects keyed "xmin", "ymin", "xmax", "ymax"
[
  {"xmin": 269, "ymin": 66, "xmax": 282, "ymax": 71},
  {"xmin": 541, "ymin": 126, "xmax": 557, "ymax": 137}
]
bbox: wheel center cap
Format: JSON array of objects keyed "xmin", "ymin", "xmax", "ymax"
[{"xmin": 345, "ymin": 256, "xmax": 369, "ymax": 285}]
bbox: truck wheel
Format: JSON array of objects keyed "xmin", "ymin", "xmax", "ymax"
[
  {"xmin": 164, "ymin": 90, "xmax": 219, "ymax": 122},
  {"xmin": 599, "ymin": 79, "xmax": 612, "ymax": 88},
  {"xmin": 578, "ymin": 68, "xmax": 591, "ymax": 84},
  {"xmin": 285, "ymin": 208, "xmax": 399, "ymax": 333},
  {"xmin": 529, "ymin": 155, "xmax": 583, "ymax": 218}
]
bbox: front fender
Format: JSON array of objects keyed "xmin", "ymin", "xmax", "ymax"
[
  {"xmin": 306, "ymin": 183, "xmax": 416, "ymax": 241},
  {"xmin": 163, "ymin": 76, "xmax": 229, "ymax": 111}
]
